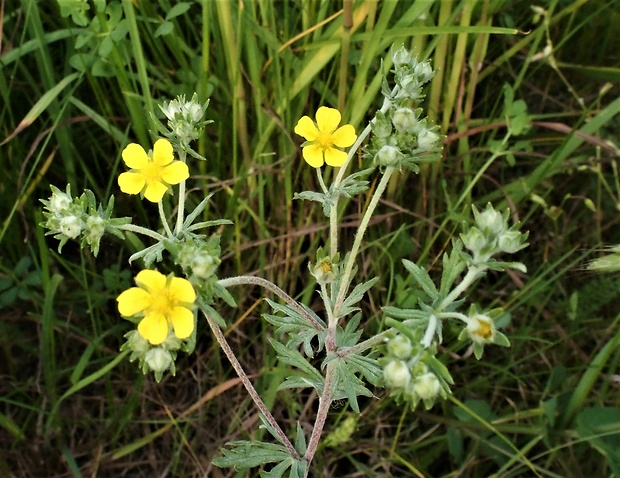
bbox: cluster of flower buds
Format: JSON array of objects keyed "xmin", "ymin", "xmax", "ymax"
[
  {"xmin": 153, "ymin": 93, "xmax": 213, "ymax": 153},
  {"xmin": 121, "ymin": 329, "xmax": 187, "ymax": 382},
  {"xmin": 460, "ymin": 203, "xmax": 529, "ymax": 265},
  {"xmin": 380, "ymin": 332, "xmax": 450, "ymax": 410},
  {"xmin": 172, "ymin": 234, "xmax": 222, "ymax": 298},
  {"xmin": 40, "ymin": 185, "xmax": 129, "ymax": 256},
  {"xmin": 367, "ymin": 46, "xmax": 443, "ymax": 172}
]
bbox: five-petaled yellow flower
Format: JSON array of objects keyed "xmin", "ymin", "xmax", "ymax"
[
  {"xmin": 294, "ymin": 107, "xmax": 357, "ymax": 168},
  {"xmin": 117, "ymin": 269, "xmax": 196, "ymax": 345},
  {"xmin": 118, "ymin": 138, "xmax": 189, "ymax": 203}
]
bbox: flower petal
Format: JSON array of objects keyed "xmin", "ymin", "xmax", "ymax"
[
  {"xmin": 332, "ymin": 124, "xmax": 357, "ymax": 148},
  {"xmin": 122, "ymin": 143, "xmax": 149, "ymax": 169},
  {"xmin": 302, "ymin": 144, "xmax": 325, "ymax": 168},
  {"xmin": 315, "ymin": 107, "xmax": 341, "ymax": 134},
  {"xmin": 169, "ymin": 276, "xmax": 196, "ymax": 303},
  {"xmin": 152, "ymin": 139, "xmax": 174, "ymax": 166},
  {"xmin": 135, "ymin": 269, "xmax": 166, "ymax": 293},
  {"xmin": 170, "ymin": 306, "xmax": 194, "ymax": 339},
  {"xmin": 161, "ymin": 161, "xmax": 189, "ymax": 185},
  {"xmin": 118, "ymin": 171, "xmax": 146, "ymax": 195},
  {"xmin": 294, "ymin": 116, "xmax": 319, "ymax": 141},
  {"xmin": 144, "ymin": 181, "xmax": 169, "ymax": 203},
  {"xmin": 138, "ymin": 313, "xmax": 169, "ymax": 345},
  {"xmin": 117, "ymin": 287, "xmax": 151, "ymax": 316},
  {"xmin": 324, "ymin": 147, "xmax": 348, "ymax": 167}
]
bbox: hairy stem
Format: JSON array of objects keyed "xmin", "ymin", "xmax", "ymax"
[
  {"xmin": 158, "ymin": 200, "xmax": 173, "ymax": 237},
  {"xmin": 438, "ymin": 265, "xmax": 485, "ymax": 311},
  {"xmin": 175, "ymin": 150, "xmax": 188, "ymax": 234},
  {"xmin": 117, "ymin": 223, "xmax": 167, "ymax": 242},
  {"xmin": 203, "ymin": 311, "xmax": 300, "ymax": 460},
  {"xmin": 218, "ymin": 275, "xmax": 324, "ymax": 330},
  {"xmin": 303, "ymin": 360, "xmax": 336, "ymax": 470},
  {"xmin": 334, "ymin": 166, "xmax": 396, "ymax": 315},
  {"xmin": 336, "ymin": 329, "xmax": 391, "ymax": 357}
]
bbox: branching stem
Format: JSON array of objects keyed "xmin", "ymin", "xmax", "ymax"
[
  {"xmin": 203, "ymin": 311, "xmax": 300, "ymax": 460},
  {"xmin": 218, "ymin": 275, "xmax": 324, "ymax": 330}
]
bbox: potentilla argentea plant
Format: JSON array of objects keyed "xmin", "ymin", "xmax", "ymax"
[{"xmin": 40, "ymin": 45, "xmax": 528, "ymax": 476}]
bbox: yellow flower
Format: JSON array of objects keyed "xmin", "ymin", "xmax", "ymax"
[
  {"xmin": 117, "ymin": 269, "xmax": 196, "ymax": 345},
  {"xmin": 118, "ymin": 138, "xmax": 189, "ymax": 203},
  {"xmin": 294, "ymin": 107, "xmax": 357, "ymax": 168}
]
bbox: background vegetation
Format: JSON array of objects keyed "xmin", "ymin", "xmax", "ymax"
[{"xmin": 1, "ymin": 0, "xmax": 619, "ymax": 476}]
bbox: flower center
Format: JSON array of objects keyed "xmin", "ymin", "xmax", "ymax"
[
  {"xmin": 149, "ymin": 291, "xmax": 173, "ymax": 317},
  {"xmin": 316, "ymin": 131, "xmax": 334, "ymax": 150},
  {"xmin": 477, "ymin": 320, "xmax": 492, "ymax": 339},
  {"xmin": 141, "ymin": 161, "xmax": 164, "ymax": 184}
]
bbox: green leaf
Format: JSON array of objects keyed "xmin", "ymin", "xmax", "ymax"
[
  {"xmin": 201, "ymin": 303, "xmax": 226, "ymax": 328},
  {"xmin": 439, "ymin": 246, "xmax": 466, "ymax": 297},
  {"xmin": 213, "ymin": 282, "xmax": 237, "ymax": 307},
  {"xmin": 212, "ymin": 440, "xmax": 291, "ymax": 468},
  {"xmin": 154, "ymin": 21, "xmax": 174, "ymax": 38},
  {"xmin": 402, "ymin": 259, "xmax": 439, "ymax": 300},
  {"xmin": 293, "ymin": 191, "xmax": 332, "ymax": 217},
  {"xmin": 263, "ymin": 298, "xmax": 325, "ymax": 357},
  {"xmin": 331, "ymin": 358, "xmax": 374, "ymax": 413},
  {"xmin": 2, "ymin": 72, "xmax": 80, "ymax": 146},
  {"xmin": 166, "ymin": 2, "xmax": 192, "ymax": 20},
  {"xmin": 332, "ymin": 167, "xmax": 374, "ymax": 198},
  {"xmin": 294, "ymin": 422, "xmax": 307, "ymax": 456},
  {"xmin": 575, "ymin": 407, "xmax": 620, "ymax": 475},
  {"xmin": 338, "ymin": 277, "xmax": 379, "ymax": 318},
  {"xmin": 182, "ymin": 193, "xmax": 215, "ymax": 226},
  {"xmin": 269, "ymin": 339, "xmax": 324, "ymax": 392}
]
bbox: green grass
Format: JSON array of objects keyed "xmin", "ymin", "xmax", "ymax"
[{"xmin": 2, "ymin": 0, "xmax": 620, "ymax": 476}]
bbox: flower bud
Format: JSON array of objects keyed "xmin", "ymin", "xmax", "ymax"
[
  {"xmin": 374, "ymin": 145, "xmax": 403, "ymax": 167},
  {"xmin": 414, "ymin": 61, "xmax": 434, "ymax": 83},
  {"xmin": 460, "ymin": 227, "xmax": 487, "ymax": 253},
  {"xmin": 392, "ymin": 46, "xmax": 413, "ymax": 68},
  {"xmin": 475, "ymin": 206, "xmax": 505, "ymax": 236},
  {"xmin": 498, "ymin": 229, "xmax": 525, "ymax": 253},
  {"xmin": 59, "ymin": 215, "xmax": 84, "ymax": 239},
  {"xmin": 387, "ymin": 335, "xmax": 413, "ymax": 359},
  {"xmin": 124, "ymin": 329, "xmax": 151, "ymax": 356},
  {"xmin": 383, "ymin": 360, "xmax": 411, "ymax": 389},
  {"xmin": 145, "ymin": 347, "xmax": 173, "ymax": 374},
  {"xmin": 392, "ymin": 107, "xmax": 417, "ymax": 132},
  {"xmin": 192, "ymin": 253, "xmax": 218, "ymax": 280},
  {"xmin": 371, "ymin": 113, "xmax": 393, "ymax": 138},
  {"xmin": 417, "ymin": 129, "xmax": 440, "ymax": 151},
  {"xmin": 84, "ymin": 215, "xmax": 105, "ymax": 241},
  {"xmin": 412, "ymin": 372, "xmax": 440, "ymax": 400},
  {"xmin": 49, "ymin": 191, "xmax": 72, "ymax": 214}
]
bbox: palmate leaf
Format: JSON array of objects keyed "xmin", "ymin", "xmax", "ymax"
[
  {"xmin": 212, "ymin": 440, "xmax": 291, "ymax": 469},
  {"xmin": 331, "ymin": 357, "xmax": 375, "ymax": 414},
  {"xmin": 331, "ymin": 167, "xmax": 374, "ymax": 198},
  {"xmin": 336, "ymin": 277, "xmax": 379, "ymax": 319},
  {"xmin": 293, "ymin": 190, "xmax": 333, "ymax": 217},
  {"xmin": 263, "ymin": 298, "xmax": 326, "ymax": 357},
  {"xmin": 439, "ymin": 245, "xmax": 467, "ymax": 297},
  {"xmin": 269, "ymin": 339, "xmax": 324, "ymax": 393},
  {"xmin": 402, "ymin": 259, "xmax": 438, "ymax": 300}
]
